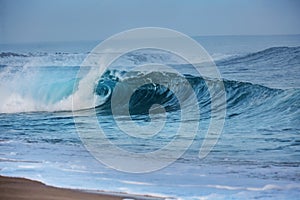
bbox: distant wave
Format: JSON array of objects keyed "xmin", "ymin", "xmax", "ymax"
[
  {"xmin": 0, "ymin": 49, "xmax": 190, "ymax": 68},
  {"xmin": 217, "ymin": 46, "xmax": 300, "ymax": 66},
  {"xmin": 0, "ymin": 52, "xmax": 29, "ymax": 58},
  {"xmin": 0, "ymin": 49, "xmax": 230, "ymax": 68},
  {"xmin": 1, "ymin": 46, "xmax": 299, "ymax": 69}
]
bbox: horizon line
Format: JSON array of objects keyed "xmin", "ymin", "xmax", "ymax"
[{"xmin": 1, "ymin": 33, "xmax": 300, "ymax": 45}]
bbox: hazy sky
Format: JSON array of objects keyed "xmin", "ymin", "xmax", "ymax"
[{"xmin": 0, "ymin": 0, "xmax": 300, "ymax": 43}]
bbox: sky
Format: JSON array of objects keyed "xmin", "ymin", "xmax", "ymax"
[{"xmin": 0, "ymin": 0, "xmax": 300, "ymax": 43}]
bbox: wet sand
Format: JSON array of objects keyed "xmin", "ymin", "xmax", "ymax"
[{"xmin": 0, "ymin": 175, "xmax": 163, "ymax": 200}]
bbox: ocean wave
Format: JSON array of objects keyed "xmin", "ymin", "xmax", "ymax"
[
  {"xmin": 0, "ymin": 66, "xmax": 299, "ymax": 128},
  {"xmin": 217, "ymin": 46, "xmax": 300, "ymax": 66},
  {"xmin": 1, "ymin": 46, "xmax": 299, "ymax": 67},
  {"xmin": 0, "ymin": 52, "xmax": 29, "ymax": 58},
  {"xmin": 0, "ymin": 49, "xmax": 191, "ymax": 68},
  {"xmin": 0, "ymin": 46, "xmax": 299, "ymax": 127},
  {"xmin": 93, "ymin": 70, "xmax": 300, "ymax": 126}
]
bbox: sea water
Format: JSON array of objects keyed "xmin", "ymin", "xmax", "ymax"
[{"xmin": 0, "ymin": 35, "xmax": 300, "ymax": 199}]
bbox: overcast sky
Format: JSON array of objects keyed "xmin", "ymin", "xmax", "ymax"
[{"xmin": 0, "ymin": 0, "xmax": 299, "ymax": 43}]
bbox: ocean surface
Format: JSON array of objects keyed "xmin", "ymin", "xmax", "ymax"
[{"xmin": 0, "ymin": 35, "xmax": 300, "ymax": 199}]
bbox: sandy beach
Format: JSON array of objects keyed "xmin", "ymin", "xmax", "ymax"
[{"xmin": 0, "ymin": 176, "xmax": 163, "ymax": 200}]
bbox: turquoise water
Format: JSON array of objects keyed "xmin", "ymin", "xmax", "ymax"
[{"xmin": 0, "ymin": 35, "xmax": 300, "ymax": 199}]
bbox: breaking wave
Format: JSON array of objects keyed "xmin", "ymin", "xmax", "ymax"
[{"xmin": 0, "ymin": 47, "xmax": 299, "ymax": 126}]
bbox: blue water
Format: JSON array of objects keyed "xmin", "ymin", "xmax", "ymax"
[{"xmin": 0, "ymin": 35, "xmax": 300, "ymax": 199}]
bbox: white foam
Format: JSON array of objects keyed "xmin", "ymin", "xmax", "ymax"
[
  {"xmin": 206, "ymin": 183, "xmax": 300, "ymax": 191},
  {"xmin": 119, "ymin": 180, "xmax": 154, "ymax": 186},
  {"xmin": 18, "ymin": 165, "xmax": 39, "ymax": 169},
  {"xmin": 0, "ymin": 92, "xmax": 74, "ymax": 113},
  {"xmin": 0, "ymin": 64, "xmax": 80, "ymax": 113}
]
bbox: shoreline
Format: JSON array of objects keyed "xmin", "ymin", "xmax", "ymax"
[{"xmin": 0, "ymin": 175, "xmax": 165, "ymax": 200}]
